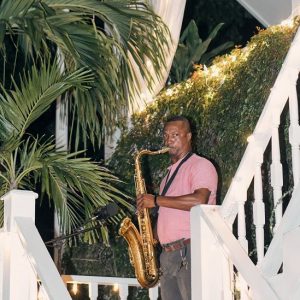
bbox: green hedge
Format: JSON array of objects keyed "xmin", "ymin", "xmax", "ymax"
[{"xmin": 109, "ymin": 20, "xmax": 299, "ymax": 204}]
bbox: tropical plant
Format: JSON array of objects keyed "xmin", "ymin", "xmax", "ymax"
[
  {"xmin": 0, "ymin": 59, "xmax": 131, "ymax": 241},
  {"xmin": 0, "ymin": 0, "xmax": 169, "ymax": 239},
  {"xmin": 169, "ymin": 20, "xmax": 234, "ymax": 84},
  {"xmin": 0, "ymin": 0, "xmax": 169, "ymax": 146}
]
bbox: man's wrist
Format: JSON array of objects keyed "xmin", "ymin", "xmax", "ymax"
[{"xmin": 154, "ymin": 194, "xmax": 159, "ymax": 207}]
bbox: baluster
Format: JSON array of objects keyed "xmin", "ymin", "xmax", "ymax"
[
  {"xmin": 253, "ymin": 143, "xmax": 265, "ymax": 265},
  {"xmin": 288, "ymin": 80, "xmax": 300, "ymax": 185},
  {"xmin": 119, "ymin": 284, "xmax": 129, "ymax": 300},
  {"xmin": 236, "ymin": 187, "xmax": 251, "ymax": 300},
  {"xmin": 88, "ymin": 282, "xmax": 98, "ymax": 300},
  {"xmin": 237, "ymin": 188, "xmax": 248, "ymax": 252},
  {"xmin": 270, "ymin": 111, "xmax": 283, "ymax": 232},
  {"xmin": 149, "ymin": 286, "xmax": 159, "ymax": 300}
]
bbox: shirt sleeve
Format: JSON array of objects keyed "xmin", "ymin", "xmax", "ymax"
[{"xmin": 189, "ymin": 158, "xmax": 218, "ymax": 195}]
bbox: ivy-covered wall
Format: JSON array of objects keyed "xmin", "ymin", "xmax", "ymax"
[{"xmin": 109, "ymin": 21, "xmax": 299, "ymax": 204}]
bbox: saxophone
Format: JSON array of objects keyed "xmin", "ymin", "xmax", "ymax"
[{"xmin": 119, "ymin": 148, "xmax": 169, "ymax": 288}]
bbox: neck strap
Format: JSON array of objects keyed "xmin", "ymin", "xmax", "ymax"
[{"xmin": 161, "ymin": 152, "xmax": 193, "ymax": 196}]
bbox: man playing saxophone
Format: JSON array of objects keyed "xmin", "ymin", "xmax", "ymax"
[{"xmin": 137, "ymin": 115, "xmax": 218, "ymax": 300}]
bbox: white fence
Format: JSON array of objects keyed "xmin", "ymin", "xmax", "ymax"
[
  {"xmin": 0, "ymin": 190, "xmax": 72, "ymax": 300},
  {"xmin": 0, "ymin": 190, "xmax": 159, "ymax": 300},
  {"xmin": 62, "ymin": 275, "xmax": 159, "ymax": 300}
]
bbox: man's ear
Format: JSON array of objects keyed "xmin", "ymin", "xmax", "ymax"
[{"xmin": 187, "ymin": 132, "xmax": 192, "ymax": 142}]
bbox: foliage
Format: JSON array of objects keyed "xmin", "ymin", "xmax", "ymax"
[
  {"xmin": 169, "ymin": 20, "xmax": 234, "ymax": 84},
  {"xmin": 0, "ymin": 0, "xmax": 170, "ymax": 242},
  {"xmin": 109, "ymin": 21, "xmax": 300, "ymax": 205},
  {"xmin": 0, "ymin": 60, "xmax": 131, "ymax": 241},
  {"xmin": 0, "ymin": 0, "xmax": 169, "ymax": 147}
]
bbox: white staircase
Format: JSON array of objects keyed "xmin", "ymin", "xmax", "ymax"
[{"xmin": 191, "ymin": 23, "xmax": 300, "ymax": 300}]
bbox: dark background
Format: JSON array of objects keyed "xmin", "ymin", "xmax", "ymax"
[{"xmin": 183, "ymin": 0, "xmax": 263, "ymax": 47}]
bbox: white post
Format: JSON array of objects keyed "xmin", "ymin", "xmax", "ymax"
[
  {"xmin": 288, "ymin": 79, "xmax": 300, "ymax": 186},
  {"xmin": 235, "ymin": 188, "xmax": 250, "ymax": 300},
  {"xmin": 149, "ymin": 286, "xmax": 159, "ymax": 300},
  {"xmin": 270, "ymin": 110, "xmax": 283, "ymax": 232},
  {"xmin": 89, "ymin": 282, "xmax": 98, "ymax": 300},
  {"xmin": 119, "ymin": 283, "xmax": 129, "ymax": 300},
  {"xmin": 283, "ymin": 226, "xmax": 300, "ymax": 299},
  {"xmin": 1, "ymin": 190, "xmax": 38, "ymax": 300},
  {"xmin": 237, "ymin": 188, "xmax": 248, "ymax": 252},
  {"xmin": 191, "ymin": 205, "xmax": 231, "ymax": 300},
  {"xmin": 253, "ymin": 141, "xmax": 265, "ymax": 266}
]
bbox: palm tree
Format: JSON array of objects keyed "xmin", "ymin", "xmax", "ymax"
[
  {"xmin": 0, "ymin": 59, "xmax": 130, "ymax": 241},
  {"xmin": 0, "ymin": 0, "xmax": 169, "ymax": 238},
  {"xmin": 0, "ymin": 0, "xmax": 169, "ymax": 144}
]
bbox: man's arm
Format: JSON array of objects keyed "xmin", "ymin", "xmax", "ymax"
[{"xmin": 136, "ymin": 188, "xmax": 211, "ymax": 211}]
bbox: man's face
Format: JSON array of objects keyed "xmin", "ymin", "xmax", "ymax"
[{"xmin": 163, "ymin": 121, "xmax": 192, "ymax": 159}]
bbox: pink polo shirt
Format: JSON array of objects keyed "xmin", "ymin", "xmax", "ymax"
[{"xmin": 157, "ymin": 154, "xmax": 218, "ymax": 244}]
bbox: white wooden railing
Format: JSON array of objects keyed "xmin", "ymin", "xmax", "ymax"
[
  {"xmin": 191, "ymin": 25, "xmax": 300, "ymax": 300},
  {"xmin": 0, "ymin": 190, "xmax": 159, "ymax": 300},
  {"xmin": 0, "ymin": 190, "xmax": 72, "ymax": 300},
  {"xmin": 61, "ymin": 275, "xmax": 159, "ymax": 300}
]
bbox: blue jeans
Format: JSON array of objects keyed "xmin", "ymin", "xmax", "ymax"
[{"xmin": 159, "ymin": 244, "xmax": 191, "ymax": 300}]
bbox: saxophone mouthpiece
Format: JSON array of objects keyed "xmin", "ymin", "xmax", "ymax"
[{"xmin": 160, "ymin": 147, "xmax": 170, "ymax": 153}]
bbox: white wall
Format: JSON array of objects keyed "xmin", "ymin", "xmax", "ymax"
[{"xmin": 236, "ymin": 0, "xmax": 292, "ymax": 26}]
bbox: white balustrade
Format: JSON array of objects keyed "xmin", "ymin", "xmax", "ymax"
[
  {"xmin": 62, "ymin": 275, "xmax": 159, "ymax": 300},
  {"xmin": 191, "ymin": 205, "xmax": 279, "ymax": 300},
  {"xmin": 191, "ymin": 205, "xmax": 232, "ymax": 300},
  {"xmin": 0, "ymin": 190, "xmax": 71, "ymax": 300}
]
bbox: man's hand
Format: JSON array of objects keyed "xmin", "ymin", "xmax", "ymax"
[{"xmin": 137, "ymin": 194, "xmax": 155, "ymax": 211}]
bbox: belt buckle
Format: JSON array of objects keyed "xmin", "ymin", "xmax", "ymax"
[{"xmin": 163, "ymin": 238, "xmax": 186, "ymax": 252}]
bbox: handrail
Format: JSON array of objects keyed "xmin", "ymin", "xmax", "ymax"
[
  {"xmin": 191, "ymin": 205, "xmax": 280, "ymax": 299},
  {"xmin": 0, "ymin": 190, "xmax": 71, "ymax": 300},
  {"xmin": 221, "ymin": 26, "xmax": 300, "ymax": 224}
]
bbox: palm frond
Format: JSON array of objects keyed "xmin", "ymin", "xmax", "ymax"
[
  {"xmin": 0, "ymin": 58, "xmax": 93, "ymax": 140},
  {"xmin": 0, "ymin": 135, "xmax": 132, "ymax": 235},
  {"xmin": 1, "ymin": 0, "xmax": 170, "ymax": 145},
  {"xmin": 37, "ymin": 139, "xmax": 132, "ymax": 234}
]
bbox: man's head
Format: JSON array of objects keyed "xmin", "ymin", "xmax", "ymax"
[{"xmin": 163, "ymin": 116, "xmax": 192, "ymax": 162}]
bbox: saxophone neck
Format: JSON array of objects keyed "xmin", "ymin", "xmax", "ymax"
[
  {"xmin": 134, "ymin": 148, "xmax": 170, "ymax": 195},
  {"xmin": 135, "ymin": 147, "xmax": 170, "ymax": 161}
]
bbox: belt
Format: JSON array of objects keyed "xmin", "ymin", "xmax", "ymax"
[{"xmin": 161, "ymin": 238, "xmax": 190, "ymax": 252}]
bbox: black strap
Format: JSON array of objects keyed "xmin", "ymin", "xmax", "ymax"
[{"xmin": 161, "ymin": 152, "xmax": 193, "ymax": 196}]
